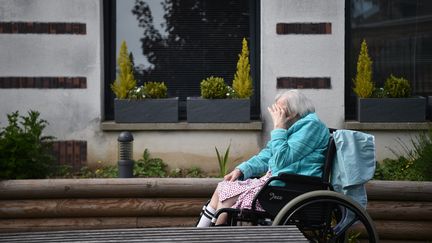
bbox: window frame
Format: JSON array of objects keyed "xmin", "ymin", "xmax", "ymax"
[
  {"xmin": 345, "ymin": 0, "xmax": 432, "ymax": 120},
  {"xmin": 103, "ymin": 0, "xmax": 261, "ymax": 121}
]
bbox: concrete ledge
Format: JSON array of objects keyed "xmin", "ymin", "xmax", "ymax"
[
  {"xmin": 100, "ymin": 121, "xmax": 263, "ymax": 131},
  {"xmin": 345, "ymin": 121, "xmax": 431, "ymax": 131}
]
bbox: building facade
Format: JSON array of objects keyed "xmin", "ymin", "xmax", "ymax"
[{"xmin": 0, "ymin": 0, "xmax": 430, "ymax": 174}]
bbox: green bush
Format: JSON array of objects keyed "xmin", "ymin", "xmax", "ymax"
[
  {"xmin": 168, "ymin": 166, "xmax": 206, "ymax": 178},
  {"xmin": 128, "ymin": 82, "xmax": 168, "ymax": 99},
  {"xmin": 405, "ymin": 131, "xmax": 432, "ymax": 180},
  {"xmin": 185, "ymin": 166, "xmax": 205, "ymax": 178},
  {"xmin": 200, "ymin": 76, "xmax": 229, "ymax": 99},
  {"xmin": 49, "ymin": 164, "xmax": 74, "ymax": 178},
  {"xmin": 134, "ymin": 149, "xmax": 168, "ymax": 177},
  {"xmin": 374, "ymin": 157, "xmax": 423, "ymax": 181},
  {"xmin": 375, "ymin": 132, "xmax": 432, "ymax": 181},
  {"xmin": 143, "ymin": 82, "xmax": 168, "ymax": 99},
  {"xmin": 383, "ymin": 74, "xmax": 411, "ymax": 98},
  {"xmin": 0, "ymin": 111, "xmax": 55, "ymax": 179}
]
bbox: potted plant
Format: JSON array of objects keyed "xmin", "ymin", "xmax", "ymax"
[
  {"xmin": 354, "ymin": 40, "xmax": 426, "ymax": 122},
  {"xmin": 112, "ymin": 41, "xmax": 178, "ymax": 123},
  {"xmin": 187, "ymin": 38, "xmax": 252, "ymax": 123}
]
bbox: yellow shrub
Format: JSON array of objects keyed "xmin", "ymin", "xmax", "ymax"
[
  {"xmin": 232, "ymin": 38, "xmax": 253, "ymax": 99},
  {"xmin": 353, "ymin": 39, "xmax": 374, "ymax": 98},
  {"xmin": 111, "ymin": 40, "xmax": 137, "ymax": 99}
]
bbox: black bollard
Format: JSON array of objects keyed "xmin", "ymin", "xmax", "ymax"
[{"xmin": 117, "ymin": 131, "xmax": 134, "ymax": 178}]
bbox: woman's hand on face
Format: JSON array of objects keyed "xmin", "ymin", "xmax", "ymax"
[
  {"xmin": 267, "ymin": 104, "xmax": 297, "ymax": 129},
  {"xmin": 224, "ymin": 168, "xmax": 243, "ymax": 182},
  {"xmin": 267, "ymin": 104, "xmax": 295, "ymax": 129}
]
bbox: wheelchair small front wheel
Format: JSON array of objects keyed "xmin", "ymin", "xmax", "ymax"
[{"xmin": 272, "ymin": 190, "xmax": 379, "ymax": 243}]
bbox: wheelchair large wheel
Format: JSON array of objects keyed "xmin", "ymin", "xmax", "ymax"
[{"xmin": 272, "ymin": 190, "xmax": 378, "ymax": 243}]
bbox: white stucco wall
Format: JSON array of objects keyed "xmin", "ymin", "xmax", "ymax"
[
  {"xmin": 0, "ymin": 0, "xmax": 110, "ymax": 172},
  {"xmin": 0, "ymin": 0, "xmax": 103, "ymax": 141},
  {"xmin": 260, "ymin": 0, "xmax": 345, "ymax": 140}
]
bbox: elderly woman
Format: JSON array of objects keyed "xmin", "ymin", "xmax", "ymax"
[{"xmin": 197, "ymin": 90, "xmax": 330, "ymax": 227}]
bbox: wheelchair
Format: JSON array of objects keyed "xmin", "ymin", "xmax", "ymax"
[{"xmin": 208, "ymin": 132, "xmax": 379, "ymax": 243}]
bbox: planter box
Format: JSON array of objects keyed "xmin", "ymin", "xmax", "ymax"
[
  {"xmin": 427, "ymin": 96, "xmax": 432, "ymax": 120},
  {"xmin": 187, "ymin": 97, "xmax": 250, "ymax": 123},
  {"xmin": 114, "ymin": 98, "xmax": 179, "ymax": 123},
  {"xmin": 357, "ymin": 97, "xmax": 426, "ymax": 122}
]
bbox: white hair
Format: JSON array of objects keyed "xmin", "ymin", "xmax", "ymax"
[{"xmin": 275, "ymin": 90, "xmax": 315, "ymax": 117}]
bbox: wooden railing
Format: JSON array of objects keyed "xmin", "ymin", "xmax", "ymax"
[{"xmin": 0, "ymin": 179, "xmax": 431, "ymax": 242}]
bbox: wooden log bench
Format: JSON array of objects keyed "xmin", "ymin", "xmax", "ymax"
[
  {"xmin": 0, "ymin": 178, "xmax": 431, "ymax": 242},
  {"xmin": 0, "ymin": 226, "xmax": 308, "ymax": 242}
]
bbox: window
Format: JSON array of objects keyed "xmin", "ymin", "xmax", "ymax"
[
  {"xmin": 104, "ymin": 0, "xmax": 260, "ymax": 120},
  {"xmin": 346, "ymin": 0, "xmax": 432, "ymax": 119}
]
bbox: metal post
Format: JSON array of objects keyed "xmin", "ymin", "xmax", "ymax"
[{"xmin": 117, "ymin": 131, "xmax": 134, "ymax": 178}]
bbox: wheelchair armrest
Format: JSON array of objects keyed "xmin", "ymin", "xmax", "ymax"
[
  {"xmin": 278, "ymin": 173, "xmax": 322, "ymax": 183},
  {"xmin": 266, "ymin": 173, "xmax": 330, "ymax": 188}
]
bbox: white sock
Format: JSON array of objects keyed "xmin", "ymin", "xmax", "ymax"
[{"xmin": 196, "ymin": 205, "xmax": 216, "ymax": 227}]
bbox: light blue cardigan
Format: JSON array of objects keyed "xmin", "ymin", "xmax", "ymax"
[{"xmin": 236, "ymin": 113, "xmax": 330, "ymax": 179}]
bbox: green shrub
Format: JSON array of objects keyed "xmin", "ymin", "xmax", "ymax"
[
  {"xmin": 374, "ymin": 157, "xmax": 423, "ymax": 181},
  {"xmin": 94, "ymin": 165, "xmax": 119, "ymax": 178},
  {"xmin": 404, "ymin": 131, "xmax": 432, "ymax": 180},
  {"xmin": 168, "ymin": 168, "xmax": 183, "ymax": 177},
  {"xmin": 143, "ymin": 82, "xmax": 168, "ymax": 98},
  {"xmin": 232, "ymin": 38, "xmax": 253, "ymax": 98},
  {"xmin": 127, "ymin": 82, "xmax": 168, "ymax": 99},
  {"xmin": 49, "ymin": 164, "xmax": 74, "ymax": 178},
  {"xmin": 383, "ymin": 74, "xmax": 411, "ymax": 98},
  {"xmin": 200, "ymin": 76, "xmax": 229, "ymax": 99},
  {"xmin": 0, "ymin": 111, "xmax": 55, "ymax": 179},
  {"xmin": 375, "ymin": 131, "xmax": 432, "ymax": 181},
  {"xmin": 168, "ymin": 167, "xmax": 206, "ymax": 178},
  {"xmin": 76, "ymin": 166, "xmax": 96, "ymax": 178},
  {"xmin": 185, "ymin": 166, "xmax": 205, "ymax": 178},
  {"xmin": 353, "ymin": 39, "xmax": 375, "ymax": 98},
  {"xmin": 134, "ymin": 149, "xmax": 167, "ymax": 177}
]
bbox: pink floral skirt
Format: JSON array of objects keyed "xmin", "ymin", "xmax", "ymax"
[{"xmin": 217, "ymin": 172, "xmax": 272, "ymax": 211}]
